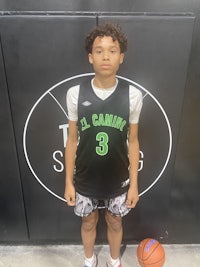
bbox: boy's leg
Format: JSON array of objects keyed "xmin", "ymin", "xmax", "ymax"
[
  {"xmin": 81, "ymin": 209, "xmax": 99, "ymax": 258},
  {"xmin": 105, "ymin": 210, "xmax": 123, "ymax": 259}
]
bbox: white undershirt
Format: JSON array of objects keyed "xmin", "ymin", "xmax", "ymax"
[
  {"xmin": 92, "ymin": 78, "xmax": 118, "ymax": 100},
  {"xmin": 66, "ymin": 78, "xmax": 143, "ymax": 124}
]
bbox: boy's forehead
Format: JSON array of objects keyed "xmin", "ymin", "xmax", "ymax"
[{"xmin": 93, "ymin": 36, "xmax": 120, "ymax": 47}]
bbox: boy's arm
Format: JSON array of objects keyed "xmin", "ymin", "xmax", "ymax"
[
  {"xmin": 126, "ymin": 123, "xmax": 140, "ymax": 208},
  {"xmin": 64, "ymin": 120, "xmax": 78, "ymax": 206}
]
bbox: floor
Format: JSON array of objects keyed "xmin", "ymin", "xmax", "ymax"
[{"xmin": 0, "ymin": 244, "xmax": 200, "ymax": 267}]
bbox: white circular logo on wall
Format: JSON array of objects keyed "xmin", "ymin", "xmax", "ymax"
[{"xmin": 23, "ymin": 73, "xmax": 172, "ymax": 202}]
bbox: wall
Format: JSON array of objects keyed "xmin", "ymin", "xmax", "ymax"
[{"xmin": 0, "ymin": 1, "xmax": 200, "ymax": 244}]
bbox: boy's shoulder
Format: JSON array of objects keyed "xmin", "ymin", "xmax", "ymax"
[
  {"xmin": 129, "ymin": 84, "xmax": 143, "ymax": 98},
  {"xmin": 68, "ymin": 83, "xmax": 80, "ymax": 92}
]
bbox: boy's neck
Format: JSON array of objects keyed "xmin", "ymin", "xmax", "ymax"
[{"xmin": 93, "ymin": 75, "xmax": 117, "ymax": 89}]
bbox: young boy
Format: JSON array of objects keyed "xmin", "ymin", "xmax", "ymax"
[{"xmin": 64, "ymin": 23, "xmax": 143, "ymax": 267}]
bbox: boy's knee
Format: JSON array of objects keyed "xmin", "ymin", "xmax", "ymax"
[
  {"xmin": 82, "ymin": 211, "xmax": 99, "ymax": 232},
  {"xmin": 105, "ymin": 211, "xmax": 122, "ymax": 232}
]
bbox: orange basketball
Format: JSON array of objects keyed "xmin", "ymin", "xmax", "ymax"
[{"xmin": 137, "ymin": 238, "xmax": 165, "ymax": 267}]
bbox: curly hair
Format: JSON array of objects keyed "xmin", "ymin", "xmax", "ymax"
[{"xmin": 85, "ymin": 23, "xmax": 128, "ymax": 54}]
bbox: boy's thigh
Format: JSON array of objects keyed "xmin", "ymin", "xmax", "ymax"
[
  {"xmin": 74, "ymin": 192, "xmax": 98, "ymax": 217},
  {"xmin": 107, "ymin": 192, "xmax": 130, "ymax": 217}
]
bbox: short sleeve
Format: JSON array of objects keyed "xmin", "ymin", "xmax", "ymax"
[
  {"xmin": 66, "ymin": 85, "xmax": 80, "ymax": 121},
  {"xmin": 129, "ymin": 85, "xmax": 143, "ymax": 124}
]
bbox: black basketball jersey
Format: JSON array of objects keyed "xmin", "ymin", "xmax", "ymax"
[{"xmin": 74, "ymin": 78, "xmax": 130, "ymax": 199}]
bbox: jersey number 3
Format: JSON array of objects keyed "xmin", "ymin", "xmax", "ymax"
[{"xmin": 96, "ymin": 132, "xmax": 109, "ymax": 156}]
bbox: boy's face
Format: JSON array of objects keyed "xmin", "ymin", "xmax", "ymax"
[{"xmin": 88, "ymin": 36, "xmax": 124, "ymax": 79}]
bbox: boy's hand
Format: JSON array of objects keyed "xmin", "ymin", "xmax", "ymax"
[
  {"xmin": 64, "ymin": 183, "xmax": 76, "ymax": 206},
  {"xmin": 126, "ymin": 187, "xmax": 139, "ymax": 209}
]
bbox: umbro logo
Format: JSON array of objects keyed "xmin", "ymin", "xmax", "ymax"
[
  {"xmin": 121, "ymin": 178, "xmax": 130, "ymax": 188},
  {"xmin": 82, "ymin": 101, "xmax": 92, "ymax": 106}
]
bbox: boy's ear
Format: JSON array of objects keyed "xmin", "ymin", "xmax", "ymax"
[
  {"xmin": 88, "ymin": 53, "xmax": 93, "ymax": 64},
  {"xmin": 120, "ymin": 53, "xmax": 125, "ymax": 64}
]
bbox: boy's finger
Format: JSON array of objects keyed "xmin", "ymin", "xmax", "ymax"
[{"xmin": 67, "ymin": 196, "xmax": 76, "ymax": 206}]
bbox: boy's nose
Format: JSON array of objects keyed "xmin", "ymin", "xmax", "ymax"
[{"xmin": 103, "ymin": 51, "xmax": 109, "ymax": 60}]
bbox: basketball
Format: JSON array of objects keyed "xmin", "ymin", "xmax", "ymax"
[{"xmin": 137, "ymin": 238, "xmax": 165, "ymax": 267}]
